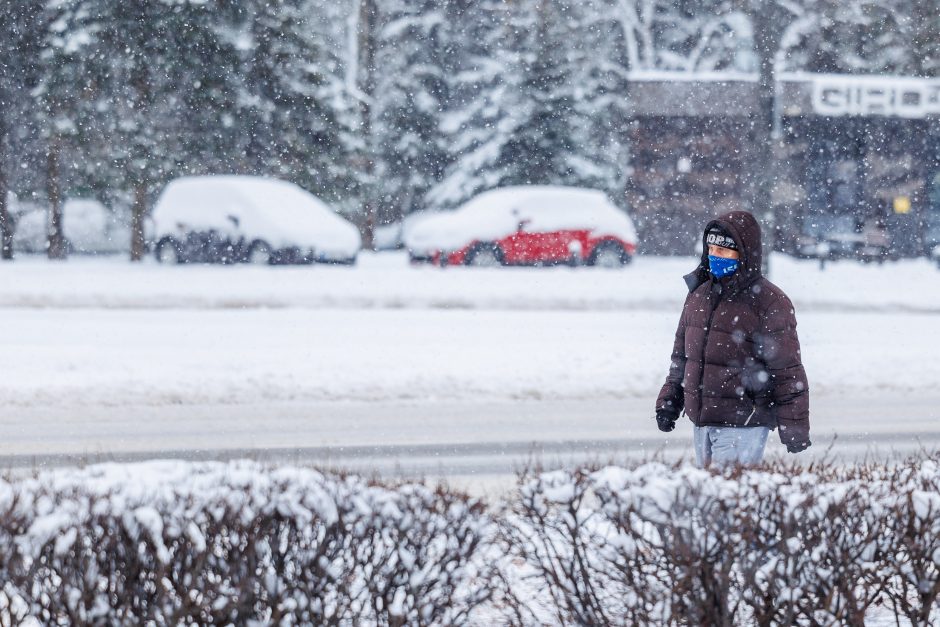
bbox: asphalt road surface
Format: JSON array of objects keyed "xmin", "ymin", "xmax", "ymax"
[{"xmin": 3, "ymin": 395, "xmax": 937, "ymax": 492}]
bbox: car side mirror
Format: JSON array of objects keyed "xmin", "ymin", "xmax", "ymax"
[
  {"xmin": 227, "ymin": 214, "xmax": 240, "ymax": 229},
  {"xmin": 517, "ymin": 218, "xmax": 531, "ymax": 232}
]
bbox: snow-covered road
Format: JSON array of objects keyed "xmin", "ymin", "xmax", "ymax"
[
  {"xmin": 2, "ymin": 396, "xmax": 938, "ymax": 488},
  {"xmin": 1, "ymin": 252, "xmax": 936, "ymax": 484},
  {"xmin": 2, "ymin": 309, "xmax": 938, "ymax": 480}
]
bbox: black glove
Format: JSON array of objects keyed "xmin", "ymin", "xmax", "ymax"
[
  {"xmin": 786, "ymin": 439, "xmax": 811, "ymax": 454},
  {"xmin": 655, "ymin": 411, "xmax": 677, "ymax": 433}
]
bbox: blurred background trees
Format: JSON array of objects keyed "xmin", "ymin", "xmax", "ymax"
[{"xmin": 1, "ymin": 0, "xmax": 937, "ymax": 258}]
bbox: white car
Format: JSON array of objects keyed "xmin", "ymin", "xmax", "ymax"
[
  {"xmin": 404, "ymin": 186, "xmax": 638, "ymax": 267},
  {"xmin": 152, "ymin": 176, "xmax": 361, "ymax": 265},
  {"xmin": 373, "ymin": 211, "xmax": 437, "ymax": 251},
  {"xmin": 14, "ymin": 198, "xmax": 131, "ymax": 255}
]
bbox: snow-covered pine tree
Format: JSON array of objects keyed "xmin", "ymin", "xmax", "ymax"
[
  {"xmin": 370, "ymin": 0, "xmax": 452, "ymax": 223},
  {"xmin": 296, "ymin": 0, "xmax": 393, "ymax": 237},
  {"xmin": 909, "ymin": 0, "xmax": 940, "ymax": 76},
  {"xmin": 95, "ymin": 2, "xmax": 186, "ymax": 260},
  {"xmin": 655, "ymin": 0, "xmax": 751, "ymax": 72},
  {"xmin": 777, "ymin": 0, "xmax": 914, "ymax": 74},
  {"xmin": 35, "ymin": 0, "xmax": 103, "ymax": 259},
  {"xmin": 820, "ymin": 0, "xmax": 912, "ymax": 74},
  {"xmin": 564, "ymin": 1, "xmax": 634, "ymax": 203},
  {"xmin": 170, "ymin": 3, "xmax": 243, "ymax": 180},
  {"xmin": 424, "ymin": 0, "xmax": 509, "ymax": 208},
  {"xmin": 0, "ymin": 0, "xmax": 44, "ymax": 260},
  {"xmin": 237, "ymin": 0, "xmax": 359, "ymax": 208},
  {"xmin": 57, "ymin": 0, "xmax": 244, "ymax": 260},
  {"xmin": 430, "ymin": 0, "xmax": 611, "ymax": 209},
  {"xmin": 499, "ymin": 0, "xmax": 581, "ymax": 187}
]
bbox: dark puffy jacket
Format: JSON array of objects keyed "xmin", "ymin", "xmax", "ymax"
[{"xmin": 655, "ymin": 211, "xmax": 810, "ymax": 447}]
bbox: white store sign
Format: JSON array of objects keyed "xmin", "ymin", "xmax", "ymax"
[{"xmin": 811, "ymin": 77, "xmax": 940, "ymax": 118}]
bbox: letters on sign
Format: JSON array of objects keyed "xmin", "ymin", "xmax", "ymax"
[{"xmin": 812, "ymin": 78, "xmax": 940, "ymax": 118}]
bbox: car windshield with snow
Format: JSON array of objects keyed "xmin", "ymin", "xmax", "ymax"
[
  {"xmin": 151, "ymin": 176, "xmax": 361, "ymax": 265},
  {"xmin": 404, "ymin": 186, "xmax": 638, "ymax": 268}
]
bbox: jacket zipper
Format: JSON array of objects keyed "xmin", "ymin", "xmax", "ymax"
[{"xmin": 697, "ymin": 285, "xmax": 722, "ymax": 413}]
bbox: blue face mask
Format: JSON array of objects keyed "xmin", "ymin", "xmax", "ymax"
[{"xmin": 708, "ymin": 255, "xmax": 739, "ymax": 278}]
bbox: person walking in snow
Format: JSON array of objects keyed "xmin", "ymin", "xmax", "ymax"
[{"xmin": 655, "ymin": 210, "xmax": 811, "ymax": 467}]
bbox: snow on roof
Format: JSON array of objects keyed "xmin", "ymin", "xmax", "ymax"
[
  {"xmin": 627, "ymin": 70, "xmax": 758, "ymax": 83},
  {"xmin": 455, "ymin": 185, "xmax": 610, "ymax": 215},
  {"xmin": 405, "ymin": 186, "xmax": 637, "ymax": 253},
  {"xmin": 629, "ymin": 70, "xmax": 940, "ymax": 86},
  {"xmin": 778, "ymin": 71, "xmax": 940, "ymax": 86},
  {"xmin": 152, "ymin": 176, "xmax": 360, "ymax": 258}
]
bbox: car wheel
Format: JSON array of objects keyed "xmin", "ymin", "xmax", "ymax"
[
  {"xmin": 465, "ymin": 243, "xmax": 503, "ymax": 267},
  {"xmin": 217, "ymin": 239, "xmax": 239, "ymax": 265},
  {"xmin": 589, "ymin": 242, "xmax": 628, "ymax": 268},
  {"xmin": 247, "ymin": 240, "xmax": 273, "ymax": 265},
  {"xmin": 155, "ymin": 237, "xmax": 183, "ymax": 264}
]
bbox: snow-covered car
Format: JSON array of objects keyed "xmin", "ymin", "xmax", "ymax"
[
  {"xmin": 797, "ymin": 214, "xmax": 889, "ymax": 264},
  {"xmin": 151, "ymin": 176, "xmax": 361, "ymax": 265},
  {"xmin": 14, "ymin": 198, "xmax": 131, "ymax": 255},
  {"xmin": 373, "ymin": 211, "xmax": 437, "ymax": 251},
  {"xmin": 404, "ymin": 186, "xmax": 638, "ymax": 267},
  {"xmin": 926, "ymin": 201, "xmax": 940, "ymax": 269}
]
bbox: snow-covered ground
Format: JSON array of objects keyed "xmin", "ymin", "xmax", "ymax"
[
  {"xmin": 1, "ymin": 307, "xmax": 936, "ymax": 408},
  {"xmin": 1, "ymin": 251, "xmax": 936, "ymax": 406},
  {"xmin": 0, "ymin": 251, "xmax": 936, "ymax": 476},
  {"xmin": 1, "ymin": 251, "xmax": 937, "ymax": 312}
]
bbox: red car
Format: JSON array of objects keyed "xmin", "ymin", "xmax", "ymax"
[{"xmin": 404, "ymin": 186, "xmax": 638, "ymax": 267}]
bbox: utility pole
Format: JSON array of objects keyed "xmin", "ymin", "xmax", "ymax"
[{"xmin": 744, "ymin": 3, "xmax": 787, "ymax": 278}]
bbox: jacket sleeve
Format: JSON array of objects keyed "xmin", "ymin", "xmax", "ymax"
[
  {"xmin": 655, "ymin": 296, "xmax": 689, "ymax": 418},
  {"xmin": 755, "ymin": 294, "xmax": 810, "ymax": 445}
]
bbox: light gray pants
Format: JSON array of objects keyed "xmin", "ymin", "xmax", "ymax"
[{"xmin": 693, "ymin": 425, "xmax": 770, "ymax": 468}]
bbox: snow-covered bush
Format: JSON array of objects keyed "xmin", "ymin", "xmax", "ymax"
[
  {"xmin": 1, "ymin": 456, "xmax": 939, "ymax": 625},
  {"xmin": 0, "ymin": 462, "xmax": 496, "ymax": 626},
  {"xmin": 504, "ymin": 455, "xmax": 940, "ymax": 626},
  {"xmin": 878, "ymin": 459, "xmax": 940, "ymax": 626}
]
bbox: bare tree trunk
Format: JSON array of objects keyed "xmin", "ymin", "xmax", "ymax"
[
  {"xmin": 0, "ymin": 175, "xmax": 12, "ymax": 260},
  {"xmin": 46, "ymin": 137, "xmax": 67, "ymax": 260},
  {"xmin": 130, "ymin": 182, "xmax": 148, "ymax": 262},
  {"xmin": 357, "ymin": 0, "xmax": 377, "ymax": 251},
  {"xmin": 0, "ymin": 112, "xmax": 14, "ymax": 261}
]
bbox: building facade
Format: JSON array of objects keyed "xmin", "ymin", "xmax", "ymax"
[{"xmin": 625, "ymin": 73, "xmax": 940, "ymax": 258}]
